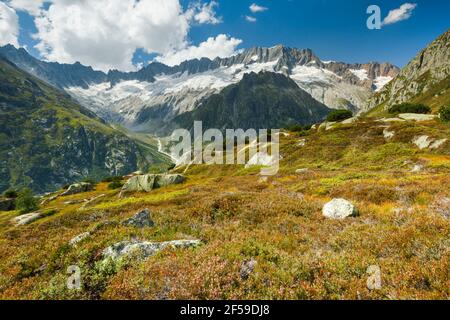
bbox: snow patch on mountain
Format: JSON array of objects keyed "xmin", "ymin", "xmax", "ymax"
[
  {"xmin": 349, "ymin": 69, "xmax": 369, "ymax": 81},
  {"xmin": 374, "ymin": 76, "xmax": 393, "ymax": 92}
]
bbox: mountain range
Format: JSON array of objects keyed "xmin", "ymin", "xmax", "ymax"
[{"xmin": 0, "ymin": 44, "xmax": 399, "ymax": 135}]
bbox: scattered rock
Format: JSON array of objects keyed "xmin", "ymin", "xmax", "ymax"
[
  {"xmin": 240, "ymin": 258, "xmax": 258, "ymax": 280},
  {"xmin": 429, "ymin": 139, "xmax": 447, "ymax": 149},
  {"xmin": 0, "ymin": 198, "xmax": 15, "ymax": 211},
  {"xmin": 69, "ymin": 232, "xmax": 91, "ymax": 246},
  {"xmin": 40, "ymin": 194, "xmax": 59, "ymax": 206},
  {"xmin": 295, "ymin": 168, "xmax": 309, "ymax": 174},
  {"xmin": 12, "ymin": 211, "xmax": 43, "ymax": 226},
  {"xmin": 398, "ymin": 113, "xmax": 437, "ymax": 121},
  {"xmin": 64, "ymin": 200, "xmax": 85, "ymax": 205},
  {"xmin": 102, "ymin": 239, "xmax": 201, "ymax": 262},
  {"xmin": 413, "ymin": 135, "xmax": 432, "ymax": 149},
  {"xmin": 383, "ymin": 128, "xmax": 395, "ymax": 139},
  {"xmin": 120, "ymin": 174, "xmax": 186, "ymax": 194},
  {"xmin": 412, "ymin": 136, "xmax": 447, "ymax": 150},
  {"xmin": 342, "ymin": 117, "xmax": 358, "ymax": 124},
  {"xmin": 61, "ymin": 182, "xmax": 93, "ymax": 196},
  {"xmin": 322, "ymin": 198, "xmax": 358, "ymax": 219},
  {"xmin": 80, "ymin": 194, "xmax": 106, "ymax": 209},
  {"xmin": 378, "ymin": 118, "xmax": 405, "ymax": 123},
  {"xmin": 122, "ymin": 209, "xmax": 154, "ymax": 228},
  {"xmin": 298, "ymin": 139, "xmax": 306, "ymax": 147},
  {"xmin": 411, "ymin": 164, "xmax": 424, "ymax": 173}
]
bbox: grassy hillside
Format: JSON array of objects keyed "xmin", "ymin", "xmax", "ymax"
[{"xmin": 0, "ymin": 117, "xmax": 448, "ymax": 300}]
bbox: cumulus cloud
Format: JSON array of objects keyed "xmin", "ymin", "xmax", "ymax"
[
  {"xmin": 382, "ymin": 3, "xmax": 417, "ymax": 26},
  {"xmin": 245, "ymin": 16, "xmax": 257, "ymax": 23},
  {"xmin": 0, "ymin": 2, "xmax": 19, "ymax": 47},
  {"xmin": 156, "ymin": 34, "xmax": 242, "ymax": 66},
  {"xmin": 7, "ymin": 0, "xmax": 47, "ymax": 15},
  {"xmin": 249, "ymin": 3, "xmax": 268, "ymax": 13},
  {"xmin": 31, "ymin": 0, "xmax": 191, "ymax": 72},
  {"xmin": 186, "ymin": 1, "xmax": 222, "ymax": 25}
]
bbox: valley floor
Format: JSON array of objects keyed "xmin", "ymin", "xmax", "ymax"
[{"xmin": 0, "ymin": 118, "xmax": 449, "ymax": 300}]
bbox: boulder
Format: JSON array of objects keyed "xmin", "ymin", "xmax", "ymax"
[
  {"xmin": 322, "ymin": 198, "xmax": 358, "ymax": 219},
  {"xmin": 121, "ymin": 174, "xmax": 186, "ymax": 194},
  {"xmin": 102, "ymin": 239, "xmax": 201, "ymax": 262},
  {"xmin": 240, "ymin": 258, "xmax": 258, "ymax": 280},
  {"xmin": 12, "ymin": 211, "xmax": 43, "ymax": 226},
  {"xmin": 413, "ymin": 135, "xmax": 432, "ymax": 149},
  {"xmin": 0, "ymin": 198, "xmax": 15, "ymax": 211},
  {"xmin": 398, "ymin": 113, "xmax": 437, "ymax": 121},
  {"xmin": 61, "ymin": 182, "xmax": 93, "ymax": 196},
  {"xmin": 69, "ymin": 232, "xmax": 90, "ymax": 246},
  {"xmin": 122, "ymin": 209, "xmax": 154, "ymax": 228},
  {"xmin": 295, "ymin": 168, "xmax": 309, "ymax": 174}
]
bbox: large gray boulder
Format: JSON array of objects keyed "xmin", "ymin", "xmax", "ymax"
[
  {"xmin": 102, "ymin": 239, "xmax": 201, "ymax": 262},
  {"xmin": 12, "ymin": 211, "xmax": 43, "ymax": 226},
  {"xmin": 121, "ymin": 174, "xmax": 186, "ymax": 194},
  {"xmin": 0, "ymin": 198, "xmax": 15, "ymax": 211},
  {"xmin": 122, "ymin": 209, "xmax": 154, "ymax": 228},
  {"xmin": 322, "ymin": 198, "xmax": 358, "ymax": 219},
  {"xmin": 61, "ymin": 182, "xmax": 93, "ymax": 196}
]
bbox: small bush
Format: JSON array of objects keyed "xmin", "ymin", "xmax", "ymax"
[
  {"xmin": 326, "ymin": 110, "xmax": 353, "ymax": 122},
  {"xmin": 16, "ymin": 188, "xmax": 39, "ymax": 214},
  {"xmin": 388, "ymin": 103, "xmax": 431, "ymax": 114},
  {"xmin": 3, "ymin": 189, "xmax": 18, "ymax": 199},
  {"xmin": 439, "ymin": 105, "xmax": 450, "ymax": 122},
  {"xmin": 108, "ymin": 181, "xmax": 124, "ymax": 190}
]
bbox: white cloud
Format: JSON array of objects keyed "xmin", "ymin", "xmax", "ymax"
[
  {"xmin": 0, "ymin": 2, "xmax": 19, "ymax": 47},
  {"xmin": 249, "ymin": 3, "xmax": 268, "ymax": 13},
  {"xmin": 31, "ymin": 0, "xmax": 191, "ymax": 72},
  {"xmin": 245, "ymin": 15, "xmax": 257, "ymax": 23},
  {"xmin": 156, "ymin": 34, "xmax": 242, "ymax": 66},
  {"xmin": 186, "ymin": 1, "xmax": 222, "ymax": 25},
  {"xmin": 382, "ymin": 3, "xmax": 417, "ymax": 26},
  {"xmin": 7, "ymin": 0, "xmax": 47, "ymax": 15}
]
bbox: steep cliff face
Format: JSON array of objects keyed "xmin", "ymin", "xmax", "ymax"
[
  {"xmin": 368, "ymin": 29, "xmax": 450, "ymax": 111},
  {"xmin": 0, "ymin": 57, "xmax": 155, "ymax": 193}
]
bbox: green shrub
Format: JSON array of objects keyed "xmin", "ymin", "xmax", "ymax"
[
  {"xmin": 108, "ymin": 181, "xmax": 124, "ymax": 190},
  {"xmin": 326, "ymin": 110, "xmax": 353, "ymax": 122},
  {"xmin": 3, "ymin": 189, "xmax": 18, "ymax": 199},
  {"xmin": 388, "ymin": 103, "xmax": 431, "ymax": 114},
  {"xmin": 439, "ymin": 105, "xmax": 450, "ymax": 122},
  {"xmin": 16, "ymin": 188, "xmax": 39, "ymax": 214}
]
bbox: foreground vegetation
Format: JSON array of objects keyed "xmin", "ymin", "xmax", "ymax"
[{"xmin": 0, "ymin": 118, "xmax": 448, "ymax": 300}]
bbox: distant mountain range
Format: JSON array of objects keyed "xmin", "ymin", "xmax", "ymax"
[{"xmin": 0, "ymin": 44, "xmax": 399, "ymax": 135}]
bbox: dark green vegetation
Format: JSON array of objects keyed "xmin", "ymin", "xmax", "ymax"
[
  {"xmin": 3, "ymin": 190, "xmax": 18, "ymax": 199},
  {"xmin": 439, "ymin": 105, "xmax": 450, "ymax": 122},
  {"xmin": 326, "ymin": 109, "xmax": 353, "ymax": 122},
  {"xmin": 388, "ymin": 103, "xmax": 431, "ymax": 115},
  {"xmin": 15, "ymin": 188, "xmax": 38, "ymax": 214},
  {"xmin": 174, "ymin": 72, "xmax": 330, "ymax": 131},
  {"xmin": 0, "ymin": 57, "xmax": 171, "ymax": 194}
]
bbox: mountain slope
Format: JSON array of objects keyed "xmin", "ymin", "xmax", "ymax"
[
  {"xmin": 0, "ymin": 57, "xmax": 166, "ymax": 193},
  {"xmin": 172, "ymin": 71, "xmax": 330, "ymax": 131},
  {"xmin": 368, "ymin": 29, "xmax": 450, "ymax": 113}
]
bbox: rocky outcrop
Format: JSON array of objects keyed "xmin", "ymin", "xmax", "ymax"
[
  {"xmin": 102, "ymin": 239, "xmax": 201, "ymax": 262},
  {"xmin": 69, "ymin": 232, "xmax": 91, "ymax": 246},
  {"xmin": 121, "ymin": 174, "xmax": 186, "ymax": 194},
  {"xmin": 322, "ymin": 198, "xmax": 358, "ymax": 219},
  {"xmin": 368, "ymin": 29, "xmax": 450, "ymax": 110},
  {"xmin": 240, "ymin": 259, "xmax": 258, "ymax": 280},
  {"xmin": 122, "ymin": 209, "xmax": 154, "ymax": 228},
  {"xmin": 413, "ymin": 136, "xmax": 448, "ymax": 150},
  {"xmin": 12, "ymin": 211, "xmax": 43, "ymax": 226},
  {"xmin": 61, "ymin": 182, "xmax": 93, "ymax": 196}
]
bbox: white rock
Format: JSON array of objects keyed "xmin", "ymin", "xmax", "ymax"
[
  {"xmin": 322, "ymin": 199, "xmax": 357, "ymax": 219},
  {"xmin": 429, "ymin": 139, "xmax": 447, "ymax": 149},
  {"xmin": 411, "ymin": 164, "xmax": 424, "ymax": 173},
  {"xmin": 398, "ymin": 113, "xmax": 437, "ymax": 121},
  {"xmin": 102, "ymin": 239, "xmax": 201, "ymax": 262},
  {"xmin": 298, "ymin": 139, "xmax": 306, "ymax": 147},
  {"xmin": 342, "ymin": 117, "xmax": 358, "ymax": 124},
  {"xmin": 69, "ymin": 232, "xmax": 91, "ymax": 246},
  {"xmin": 295, "ymin": 168, "xmax": 309, "ymax": 174},
  {"xmin": 413, "ymin": 135, "xmax": 432, "ymax": 149},
  {"xmin": 12, "ymin": 212, "xmax": 43, "ymax": 226},
  {"xmin": 383, "ymin": 128, "xmax": 395, "ymax": 139}
]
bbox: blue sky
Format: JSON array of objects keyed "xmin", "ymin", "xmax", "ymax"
[{"xmin": 2, "ymin": 0, "xmax": 449, "ymax": 70}]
